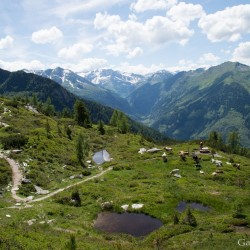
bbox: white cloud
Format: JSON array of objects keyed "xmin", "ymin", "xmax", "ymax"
[
  {"xmin": 232, "ymin": 41, "xmax": 250, "ymax": 65},
  {"xmin": 145, "ymin": 16, "xmax": 193, "ymax": 45},
  {"xmin": 50, "ymin": 58, "xmax": 109, "ymax": 72},
  {"xmin": 117, "ymin": 62, "xmax": 167, "ymax": 74},
  {"xmin": 31, "ymin": 26, "xmax": 63, "ymax": 44},
  {"xmin": 198, "ymin": 4, "xmax": 250, "ymax": 42},
  {"xmin": 199, "ymin": 52, "xmax": 220, "ymax": 64},
  {"xmin": 51, "ymin": 0, "xmax": 125, "ymax": 18},
  {"xmin": 130, "ymin": 0, "xmax": 177, "ymax": 13},
  {"xmin": 167, "ymin": 2, "xmax": 204, "ymax": 24},
  {"xmin": 127, "ymin": 47, "xmax": 143, "ymax": 58},
  {"xmin": 58, "ymin": 43, "xmax": 93, "ymax": 59},
  {"xmin": 0, "ymin": 35, "xmax": 14, "ymax": 49},
  {"xmin": 94, "ymin": 12, "xmax": 194, "ymax": 56},
  {"xmin": 0, "ymin": 60, "xmax": 45, "ymax": 71}
]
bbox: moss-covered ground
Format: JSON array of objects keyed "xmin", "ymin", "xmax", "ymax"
[{"xmin": 0, "ymin": 97, "xmax": 249, "ymax": 249}]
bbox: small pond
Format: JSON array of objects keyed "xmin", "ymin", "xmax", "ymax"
[
  {"xmin": 176, "ymin": 201, "xmax": 211, "ymax": 213},
  {"xmin": 94, "ymin": 212, "xmax": 163, "ymax": 237},
  {"xmin": 92, "ymin": 150, "xmax": 111, "ymax": 165}
]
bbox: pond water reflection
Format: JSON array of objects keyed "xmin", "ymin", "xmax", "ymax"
[
  {"xmin": 176, "ymin": 201, "xmax": 211, "ymax": 213},
  {"xmin": 94, "ymin": 212, "xmax": 163, "ymax": 237}
]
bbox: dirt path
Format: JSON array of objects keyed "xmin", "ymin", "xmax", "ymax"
[
  {"xmin": 1, "ymin": 151, "xmax": 113, "ymax": 204},
  {"xmin": 5, "ymin": 157, "xmax": 25, "ymax": 202},
  {"xmin": 29, "ymin": 166, "xmax": 113, "ymax": 203},
  {"xmin": 0, "ymin": 153, "xmax": 28, "ymax": 202}
]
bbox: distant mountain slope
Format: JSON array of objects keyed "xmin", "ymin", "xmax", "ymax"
[
  {"xmin": 29, "ymin": 67, "xmax": 135, "ymax": 116},
  {"xmin": 0, "ymin": 68, "xmax": 168, "ymax": 142},
  {"xmin": 129, "ymin": 62, "xmax": 250, "ymax": 147},
  {"xmin": 80, "ymin": 69, "xmax": 146, "ymax": 97}
]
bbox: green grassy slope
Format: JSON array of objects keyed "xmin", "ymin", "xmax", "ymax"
[{"xmin": 0, "ymin": 97, "xmax": 249, "ymax": 249}]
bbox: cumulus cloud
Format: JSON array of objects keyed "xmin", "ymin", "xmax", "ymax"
[
  {"xmin": 127, "ymin": 47, "xmax": 143, "ymax": 58},
  {"xmin": 167, "ymin": 2, "xmax": 204, "ymax": 24},
  {"xmin": 130, "ymin": 0, "xmax": 177, "ymax": 13},
  {"xmin": 117, "ymin": 62, "xmax": 167, "ymax": 74},
  {"xmin": 0, "ymin": 59, "xmax": 45, "ymax": 71},
  {"xmin": 94, "ymin": 12, "xmax": 194, "ymax": 56},
  {"xmin": 199, "ymin": 52, "xmax": 220, "ymax": 64},
  {"xmin": 31, "ymin": 26, "xmax": 63, "ymax": 44},
  {"xmin": 0, "ymin": 35, "xmax": 14, "ymax": 49},
  {"xmin": 232, "ymin": 42, "xmax": 250, "ymax": 65},
  {"xmin": 198, "ymin": 4, "xmax": 250, "ymax": 42},
  {"xmin": 58, "ymin": 43, "xmax": 93, "ymax": 59}
]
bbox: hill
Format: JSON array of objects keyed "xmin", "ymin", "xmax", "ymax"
[
  {"xmin": 0, "ymin": 96, "xmax": 249, "ymax": 249},
  {"xmin": 0, "ymin": 68, "xmax": 168, "ymax": 142},
  {"xmin": 128, "ymin": 62, "xmax": 250, "ymax": 147}
]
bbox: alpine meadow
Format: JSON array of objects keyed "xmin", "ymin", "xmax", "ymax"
[{"xmin": 0, "ymin": 1, "xmax": 250, "ymax": 249}]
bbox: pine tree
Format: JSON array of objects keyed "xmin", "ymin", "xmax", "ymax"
[
  {"xmin": 71, "ymin": 190, "xmax": 81, "ymax": 207},
  {"xmin": 182, "ymin": 206, "xmax": 197, "ymax": 227},
  {"xmin": 98, "ymin": 120, "xmax": 105, "ymax": 135},
  {"xmin": 45, "ymin": 119, "xmax": 51, "ymax": 139},
  {"xmin": 228, "ymin": 131, "xmax": 240, "ymax": 154},
  {"xmin": 118, "ymin": 115, "xmax": 129, "ymax": 134},
  {"xmin": 74, "ymin": 100, "xmax": 91, "ymax": 128},
  {"xmin": 65, "ymin": 235, "xmax": 77, "ymax": 250},
  {"xmin": 109, "ymin": 110, "xmax": 119, "ymax": 126},
  {"xmin": 65, "ymin": 125, "xmax": 72, "ymax": 140},
  {"xmin": 76, "ymin": 133, "xmax": 89, "ymax": 166}
]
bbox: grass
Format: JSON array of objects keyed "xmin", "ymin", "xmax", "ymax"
[{"xmin": 0, "ymin": 97, "xmax": 250, "ymax": 249}]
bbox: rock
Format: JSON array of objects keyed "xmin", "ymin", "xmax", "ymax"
[
  {"xmin": 173, "ymin": 174, "xmax": 182, "ymax": 178},
  {"xmin": 121, "ymin": 204, "xmax": 129, "ymax": 211},
  {"xmin": 170, "ymin": 169, "xmax": 180, "ymax": 175},
  {"xmin": 138, "ymin": 148, "xmax": 147, "ymax": 154},
  {"xmin": 131, "ymin": 204, "xmax": 144, "ymax": 209},
  {"xmin": 101, "ymin": 201, "xmax": 113, "ymax": 210},
  {"xmin": 147, "ymin": 148, "xmax": 162, "ymax": 153}
]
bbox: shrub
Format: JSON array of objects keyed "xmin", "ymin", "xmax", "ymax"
[
  {"xmin": 182, "ymin": 207, "xmax": 197, "ymax": 227},
  {"xmin": 82, "ymin": 170, "xmax": 91, "ymax": 176},
  {"xmin": 0, "ymin": 134, "xmax": 28, "ymax": 149}
]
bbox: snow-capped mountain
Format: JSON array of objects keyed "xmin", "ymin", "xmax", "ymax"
[
  {"xmin": 28, "ymin": 67, "xmax": 135, "ymax": 115},
  {"xmin": 79, "ymin": 69, "xmax": 146, "ymax": 97}
]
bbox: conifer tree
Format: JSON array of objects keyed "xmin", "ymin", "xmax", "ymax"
[
  {"xmin": 74, "ymin": 100, "xmax": 91, "ymax": 128},
  {"xmin": 45, "ymin": 119, "xmax": 51, "ymax": 139},
  {"xmin": 98, "ymin": 120, "xmax": 105, "ymax": 135},
  {"xmin": 76, "ymin": 133, "xmax": 89, "ymax": 166},
  {"xmin": 182, "ymin": 206, "xmax": 197, "ymax": 227},
  {"xmin": 228, "ymin": 131, "xmax": 240, "ymax": 154}
]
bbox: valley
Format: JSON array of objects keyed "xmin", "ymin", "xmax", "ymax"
[
  {"xmin": 0, "ymin": 96, "xmax": 249, "ymax": 249},
  {"xmin": 30, "ymin": 62, "xmax": 250, "ymax": 148}
]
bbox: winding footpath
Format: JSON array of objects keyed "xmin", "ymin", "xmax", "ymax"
[
  {"xmin": 0, "ymin": 151, "xmax": 112, "ymax": 204},
  {"xmin": 0, "ymin": 152, "xmax": 27, "ymax": 203},
  {"xmin": 29, "ymin": 166, "xmax": 112, "ymax": 203}
]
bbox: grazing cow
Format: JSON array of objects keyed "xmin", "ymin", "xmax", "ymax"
[
  {"xmin": 192, "ymin": 153, "xmax": 200, "ymax": 164},
  {"xmin": 233, "ymin": 163, "xmax": 241, "ymax": 170},
  {"xmin": 165, "ymin": 147, "xmax": 173, "ymax": 153},
  {"xmin": 162, "ymin": 152, "xmax": 168, "ymax": 162},
  {"xmin": 211, "ymin": 158, "xmax": 223, "ymax": 167},
  {"xmin": 179, "ymin": 151, "xmax": 188, "ymax": 161}
]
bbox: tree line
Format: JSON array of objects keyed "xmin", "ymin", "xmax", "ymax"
[{"xmin": 207, "ymin": 130, "xmax": 249, "ymax": 157}]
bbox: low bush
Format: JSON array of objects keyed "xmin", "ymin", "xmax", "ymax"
[{"xmin": 0, "ymin": 134, "xmax": 28, "ymax": 149}]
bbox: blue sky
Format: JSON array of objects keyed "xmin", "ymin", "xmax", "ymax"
[{"xmin": 0, "ymin": 0, "xmax": 250, "ymax": 74}]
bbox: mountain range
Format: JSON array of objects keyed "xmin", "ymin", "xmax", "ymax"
[
  {"xmin": 0, "ymin": 68, "xmax": 168, "ymax": 142},
  {"xmin": 129, "ymin": 62, "xmax": 250, "ymax": 147},
  {"xmin": 28, "ymin": 61, "xmax": 250, "ymax": 147}
]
